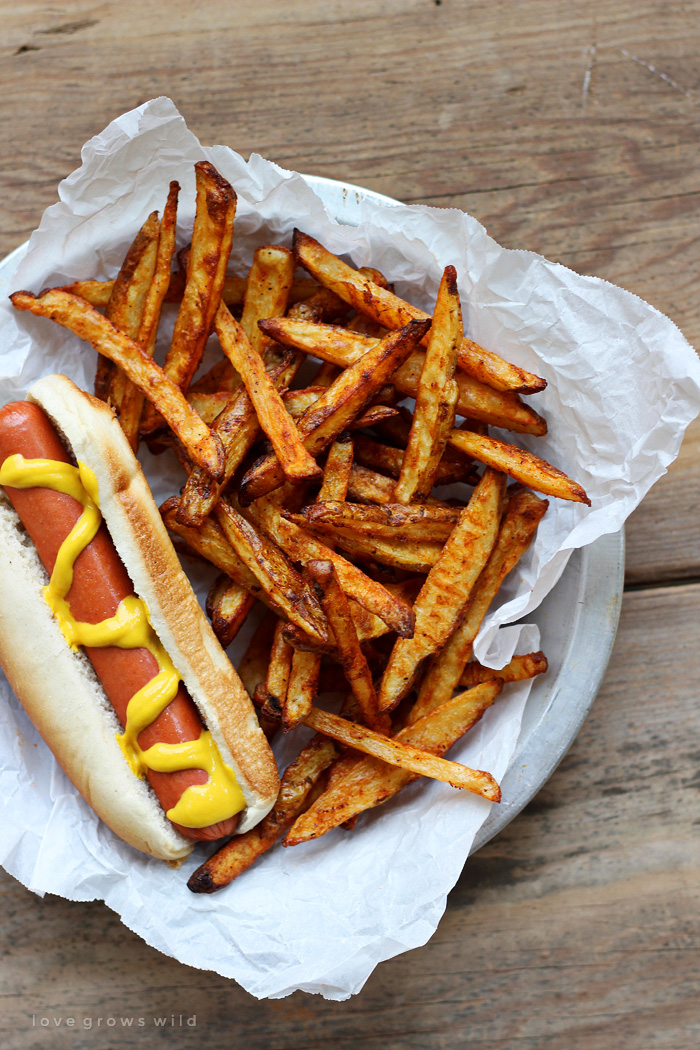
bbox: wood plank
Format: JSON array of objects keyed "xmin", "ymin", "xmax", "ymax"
[{"xmin": 0, "ymin": 583, "xmax": 697, "ymax": 1045}]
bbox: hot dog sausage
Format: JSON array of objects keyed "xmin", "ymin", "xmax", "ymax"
[{"xmin": 0, "ymin": 401, "xmax": 238, "ymax": 841}]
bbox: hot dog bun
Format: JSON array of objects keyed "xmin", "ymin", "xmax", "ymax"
[{"xmin": 0, "ymin": 373, "xmax": 279, "ymax": 863}]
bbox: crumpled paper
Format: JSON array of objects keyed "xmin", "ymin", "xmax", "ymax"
[{"xmin": 0, "ymin": 97, "xmax": 698, "ymax": 999}]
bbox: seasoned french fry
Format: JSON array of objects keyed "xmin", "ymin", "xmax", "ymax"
[
  {"xmin": 242, "ymin": 245, "xmax": 295, "ymax": 355},
  {"xmin": 378, "ymin": 468, "xmax": 507, "ymax": 712},
  {"xmin": 119, "ymin": 181, "xmax": 180, "ymax": 451},
  {"xmin": 460, "ymin": 651, "xmax": 548, "ymax": 689},
  {"xmin": 246, "ymin": 496, "xmax": 415, "ymax": 637},
  {"xmin": 259, "ymin": 316, "xmax": 547, "ymax": 435},
  {"xmin": 238, "ymin": 610, "xmax": 277, "ymax": 701},
  {"xmin": 394, "ymin": 265, "xmax": 462, "ymax": 502},
  {"xmin": 283, "ymin": 648, "xmax": 321, "ymax": 733},
  {"xmin": 188, "ymin": 735, "xmax": 339, "ymax": 892},
  {"xmin": 214, "ymin": 499, "xmax": 328, "ymax": 642},
  {"xmin": 11, "ymin": 290, "xmax": 225, "ymax": 480},
  {"xmin": 308, "ymin": 560, "xmax": 389, "ymax": 733},
  {"xmin": 294, "ymin": 229, "xmax": 547, "ymax": 395},
  {"xmin": 239, "ymin": 319, "xmax": 430, "ymax": 504},
  {"xmin": 447, "ymin": 428, "xmax": 590, "ymax": 505},
  {"xmin": 299, "ymin": 704, "xmax": 500, "ymax": 799},
  {"xmin": 285, "ymin": 681, "xmax": 503, "ymax": 844},
  {"xmin": 318, "ymin": 436, "xmax": 353, "ymax": 502},
  {"xmin": 101, "ymin": 210, "xmax": 160, "ymax": 410},
  {"xmin": 285, "ymin": 515, "xmax": 443, "ymax": 573},
  {"xmin": 352, "ymin": 434, "xmax": 478, "ymax": 487},
  {"xmin": 412, "ymin": 488, "xmax": 548, "ymax": 719},
  {"xmin": 186, "ymin": 390, "xmax": 238, "ymax": 425},
  {"xmin": 148, "ymin": 162, "xmax": 236, "ymax": 400},
  {"xmin": 256, "ymin": 621, "xmax": 294, "ymax": 721},
  {"xmin": 205, "ymin": 574, "xmax": 256, "ymax": 649},
  {"xmin": 346, "ymin": 463, "xmax": 455, "ymax": 508},
  {"xmin": 215, "ymin": 302, "xmax": 322, "ymax": 484},
  {"xmin": 296, "ymin": 501, "xmax": 461, "ymax": 542}
]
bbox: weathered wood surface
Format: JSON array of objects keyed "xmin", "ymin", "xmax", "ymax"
[{"xmin": 0, "ymin": 1, "xmax": 698, "ymax": 1046}]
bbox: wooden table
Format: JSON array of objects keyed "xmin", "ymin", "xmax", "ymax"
[{"xmin": 1, "ymin": 2, "xmax": 699, "ymax": 1047}]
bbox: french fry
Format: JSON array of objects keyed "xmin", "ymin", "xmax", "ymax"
[
  {"xmin": 447, "ymin": 428, "xmax": 590, "ymax": 505},
  {"xmin": 213, "ymin": 499, "xmax": 328, "ymax": 642},
  {"xmin": 285, "ymin": 680, "xmax": 503, "ymax": 845},
  {"xmin": 146, "ymin": 162, "xmax": 236, "ymax": 408},
  {"xmin": 460, "ymin": 651, "xmax": 548, "ymax": 689},
  {"xmin": 259, "ymin": 316, "xmax": 547, "ymax": 435},
  {"xmin": 411, "ymin": 488, "xmax": 548, "ymax": 720},
  {"xmin": 238, "ymin": 610, "xmax": 278, "ymax": 703},
  {"xmin": 101, "ymin": 210, "xmax": 160, "ymax": 409},
  {"xmin": 346, "ymin": 463, "xmax": 455, "ymax": 508},
  {"xmin": 176, "ymin": 350, "xmax": 302, "ymax": 527},
  {"xmin": 394, "ymin": 265, "xmax": 462, "ymax": 502},
  {"xmin": 378, "ymin": 468, "xmax": 507, "ymax": 712},
  {"xmin": 318, "ymin": 436, "xmax": 353, "ymax": 502},
  {"xmin": 186, "ymin": 390, "xmax": 238, "ymax": 425},
  {"xmin": 283, "ymin": 648, "xmax": 322, "ymax": 733},
  {"xmin": 283, "ymin": 510, "xmax": 443, "ymax": 573},
  {"xmin": 246, "ymin": 496, "xmax": 415, "ymax": 637},
  {"xmin": 11, "ymin": 290, "xmax": 225, "ymax": 480},
  {"xmin": 215, "ymin": 302, "xmax": 322, "ymax": 484},
  {"xmin": 296, "ymin": 501, "xmax": 461, "ymax": 542},
  {"xmin": 256, "ymin": 620, "xmax": 294, "ymax": 721},
  {"xmin": 239, "ymin": 319, "xmax": 430, "ymax": 504},
  {"xmin": 119, "ymin": 181, "xmax": 180, "ymax": 451},
  {"xmin": 205, "ymin": 574, "xmax": 256, "ymax": 649},
  {"xmin": 307, "ymin": 560, "xmax": 389, "ymax": 733},
  {"xmin": 188, "ymin": 735, "xmax": 339, "ymax": 892},
  {"xmin": 298, "ymin": 704, "xmax": 500, "ymax": 799},
  {"xmin": 294, "ymin": 229, "xmax": 547, "ymax": 395},
  {"xmin": 352, "ymin": 434, "xmax": 479, "ymax": 487}
]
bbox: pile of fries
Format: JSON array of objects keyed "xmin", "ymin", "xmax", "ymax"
[{"xmin": 11, "ymin": 161, "xmax": 590, "ymax": 893}]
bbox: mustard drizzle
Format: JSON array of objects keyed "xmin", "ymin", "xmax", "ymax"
[{"xmin": 0, "ymin": 453, "xmax": 245, "ymax": 828}]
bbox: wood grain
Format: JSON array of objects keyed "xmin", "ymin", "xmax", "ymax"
[{"xmin": 1, "ymin": 0, "xmax": 699, "ymax": 1044}]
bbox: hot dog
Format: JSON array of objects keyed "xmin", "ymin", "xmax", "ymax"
[{"xmin": 0, "ymin": 374, "xmax": 279, "ymax": 863}]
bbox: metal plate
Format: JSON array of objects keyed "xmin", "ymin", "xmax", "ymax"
[{"xmin": 0, "ymin": 175, "xmax": 625, "ymax": 853}]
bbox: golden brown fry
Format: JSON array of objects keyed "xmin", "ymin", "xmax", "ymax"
[
  {"xmin": 308, "ymin": 560, "xmax": 389, "ymax": 733},
  {"xmin": 294, "ymin": 229, "xmax": 546, "ymax": 395},
  {"xmin": 215, "ymin": 302, "xmax": 322, "ymax": 484},
  {"xmin": 242, "ymin": 245, "xmax": 295, "ymax": 355},
  {"xmin": 61, "ymin": 273, "xmax": 318, "ymax": 312},
  {"xmin": 283, "ymin": 648, "xmax": 321, "ymax": 733},
  {"xmin": 186, "ymin": 390, "xmax": 238, "ymax": 425},
  {"xmin": 188, "ymin": 735, "xmax": 338, "ymax": 892},
  {"xmin": 460, "ymin": 651, "xmax": 548, "ymax": 689},
  {"xmin": 283, "ymin": 580, "xmax": 420, "ymax": 654},
  {"xmin": 119, "ymin": 181, "xmax": 180, "ymax": 451},
  {"xmin": 260, "ymin": 316, "xmax": 547, "ymax": 435},
  {"xmin": 378, "ymin": 468, "xmax": 507, "ymax": 712},
  {"xmin": 300, "ymin": 704, "xmax": 500, "ymax": 799},
  {"xmin": 246, "ymin": 496, "xmax": 415, "ymax": 637},
  {"xmin": 176, "ymin": 350, "xmax": 301, "ymax": 527},
  {"xmin": 352, "ymin": 434, "xmax": 478, "ymax": 487},
  {"xmin": 11, "ymin": 290, "xmax": 225, "ymax": 480},
  {"xmin": 447, "ymin": 428, "xmax": 590, "ymax": 505},
  {"xmin": 394, "ymin": 265, "xmax": 462, "ymax": 502},
  {"xmin": 311, "ymin": 360, "xmax": 341, "ymax": 387},
  {"xmin": 346, "ymin": 463, "xmax": 455, "ymax": 508},
  {"xmin": 214, "ymin": 499, "xmax": 328, "ymax": 642},
  {"xmin": 285, "ymin": 681, "xmax": 503, "ymax": 844},
  {"xmin": 318, "ymin": 437, "xmax": 353, "ymax": 502},
  {"xmin": 153, "ymin": 162, "xmax": 236, "ymax": 396},
  {"xmin": 239, "ymin": 319, "xmax": 430, "ymax": 504},
  {"xmin": 297, "ymin": 501, "xmax": 461, "ymax": 542},
  {"xmin": 256, "ymin": 621, "xmax": 294, "ymax": 721},
  {"xmin": 283, "ymin": 512, "xmax": 443, "ymax": 573},
  {"xmin": 205, "ymin": 574, "xmax": 256, "ymax": 649},
  {"xmin": 238, "ymin": 611, "xmax": 278, "ymax": 701},
  {"xmin": 412, "ymin": 488, "xmax": 548, "ymax": 720}
]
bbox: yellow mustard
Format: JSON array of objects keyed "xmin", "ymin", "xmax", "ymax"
[{"xmin": 0, "ymin": 453, "xmax": 245, "ymax": 829}]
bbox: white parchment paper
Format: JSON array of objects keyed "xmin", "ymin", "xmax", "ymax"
[{"xmin": 0, "ymin": 98, "xmax": 698, "ymax": 999}]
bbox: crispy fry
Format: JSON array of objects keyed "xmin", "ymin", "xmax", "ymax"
[
  {"xmin": 238, "ymin": 610, "xmax": 277, "ymax": 701},
  {"xmin": 294, "ymin": 229, "xmax": 546, "ymax": 395},
  {"xmin": 60, "ymin": 273, "xmax": 319, "ymax": 312},
  {"xmin": 283, "ymin": 580, "xmax": 420, "ymax": 654},
  {"xmin": 447, "ymin": 428, "xmax": 590, "ymax": 504},
  {"xmin": 215, "ymin": 302, "xmax": 322, "ymax": 484},
  {"xmin": 11, "ymin": 289, "xmax": 225, "ymax": 480},
  {"xmin": 259, "ymin": 316, "xmax": 547, "ymax": 435},
  {"xmin": 460, "ymin": 651, "xmax": 548, "ymax": 689},
  {"xmin": 346, "ymin": 463, "xmax": 454, "ymax": 508},
  {"xmin": 188, "ymin": 735, "xmax": 338, "ymax": 892},
  {"xmin": 283, "ymin": 648, "xmax": 321, "ymax": 732},
  {"xmin": 242, "ymin": 245, "xmax": 295, "ymax": 355},
  {"xmin": 412, "ymin": 488, "xmax": 548, "ymax": 719},
  {"xmin": 239, "ymin": 319, "xmax": 430, "ymax": 504},
  {"xmin": 378, "ymin": 468, "xmax": 507, "ymax": 712},
  {"xmin": 285, "ymin": 680, "xmax": 503, "ymax": 844},
  {"xmin": 308, "ymin": 560, "xmax": 389, "ymax": 733},
  {"xmin": 318, "ymin": 436, "xmax": 353, "ymax": 502},
  {"xmin": 119, "ymin": 181, "xmax": 180, "ymax": 451},
  {"xmin": 205, "ymin": 574, "xmax": 256, "ymax": 649},
  {"xmin": 100, "ymin": 210, "xmax": 160, "ymax": 410},
  {"xmin": 256, "ymin": 620, "xmax": 294, "ymax": 721},
  {"xmin": 186, "ymin": 390, "xmax": 238, "ymax": 425},
  {"xmin": 176, "ymin": 350, "xmax": 301, "ymax": 527},
  {"xmin": 299, "ymin": 704, "xmax": 500, "ymax": 799},
  {"xmin": 352, "ymin": 434, "xmax": 478, "ymax": 487},
  {"xmin": 394, "ymin": 265, "xmax": 462, "ymax": 502},
  {"xmin": 214, "ymin": 499, "xmax": 328, "ymax": 642},
  {"xmin": 150, "ymin": 162, "xmax": 236, "ymax": 398},
  {"xmin": 246, "ymin": 496, "xmax": 415, "ymax": 637},
  {"xmin": 283, "ymin": 512, "xmax": 444, "ymax": 573},
  {"xmin": 297, "ymin": 501, "xmax": 461, "ymax": 542}
]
